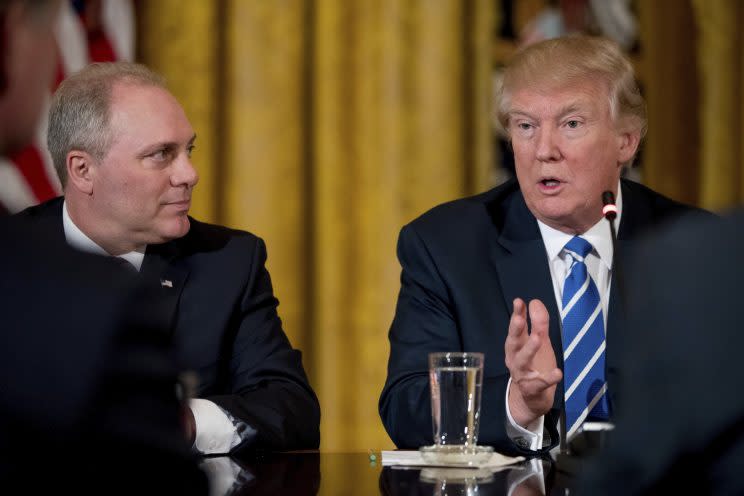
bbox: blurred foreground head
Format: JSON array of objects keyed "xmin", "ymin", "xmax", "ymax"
[{"xmin": 0, "ymin": 0, "xmax": 61, "ymax": 155}]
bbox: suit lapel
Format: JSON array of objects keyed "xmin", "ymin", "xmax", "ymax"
[
  {"xmin": 607, "ymin": 179, "xmax": 655, "ymax": 347},
  {"xmin": 31, "ymin": 197, "xmax": 190, "ymax": 334},
  {"xmin": 486, "ymin": 191, "xmax": 564, "ymax": 373},
  {"xmin": 141, "ymin": 240, "xmax": 190, "ymax": 333}
]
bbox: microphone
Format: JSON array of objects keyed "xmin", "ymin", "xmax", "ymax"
[
  {"xmin": 602, "ymin": 191, "xmax": 619, "ymax": 249},
  {"xmin": 602, "ymin": 190, "xmax": 622, "ymax": 425},
  {"xmin": 601, "ymin": 189, "xmax": 623, "ymax": 312},
  {"xmin": 602, "ymin": 191, "xmax": 618, "ymax": 218}
]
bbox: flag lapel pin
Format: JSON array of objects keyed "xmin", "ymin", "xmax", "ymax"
[{"xmin": 160, "ymin": 279, "xmax": 173, "ymax": 288}]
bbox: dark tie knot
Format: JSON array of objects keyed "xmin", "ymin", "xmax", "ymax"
[{"xmin": 564, "ymin": 236, "xmax": 593, "ymax": 259}]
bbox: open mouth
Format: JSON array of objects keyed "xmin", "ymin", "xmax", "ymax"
[{"xmin": 540, "ymin": 178, "xmax": 561, "ymax": 187}]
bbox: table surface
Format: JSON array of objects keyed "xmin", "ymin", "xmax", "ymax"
[{"xmin": 213, "ymin": 451, "xmax": 574, "ymax": 495}]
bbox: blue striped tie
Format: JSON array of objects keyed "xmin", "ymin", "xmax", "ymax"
[{"xmin": 561, "ymin": 236, "xmax": 610, "ymax": 437}]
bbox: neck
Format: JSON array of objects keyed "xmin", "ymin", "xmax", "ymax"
[{"xmin": 65, "ymin": 197, "xmax": 145, "ymax": 256}]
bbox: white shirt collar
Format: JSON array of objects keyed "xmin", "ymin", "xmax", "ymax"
[
  {"xmin": 536, "ymin": 182, "xmax": 623, "ymax": 271},
  {"xmin": 62, "ymin": 200, "xmax": 146, "ymax": 271}
]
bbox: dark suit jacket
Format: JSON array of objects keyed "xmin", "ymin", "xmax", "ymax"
[
  {"xmin": 0, "ymin": 218, "xmax": 208, "ymax": 492},
  {"xmin": 14, "ymin": 197, "xmax": 320, "ymax": 452},
  {"xmin": 379, "ymin": 178, "xmax": 703, "ymax": 456},
  {"xmin": 578, "ymin": 210, "xmax": 744, "ymax": 495}
]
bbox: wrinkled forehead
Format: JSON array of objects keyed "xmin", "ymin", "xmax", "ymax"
[
  {"xmin": 108, "ymin": 82, "xmax": 188, "ymax": 125},
  {"xmin": 507, "ymin": 79, "xmax": 612, "ymax": 118},
  {"xmin": 105, "ymin": 82, "xmax": 194, "ymax": 146},
  {"xmin": 109, "ymin": 81, "xmax": 175, "ymax": 109}
]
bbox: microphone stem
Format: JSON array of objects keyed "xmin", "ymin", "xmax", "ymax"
[{"xmin": 607, "ymin": 217, "xmax": 625, "ymax": 316}]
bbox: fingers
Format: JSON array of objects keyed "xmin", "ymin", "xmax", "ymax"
[
  {"xmin": 506, "ymin": 298, "xmax": 559, "ymax": 378},
  {"xmin": 508, "ymin": 298, "xmax": 527, "ymax": 336},
  {"xmin": 528, "ymin": 299, "xmax": 549, "ymax": 340},
  {"xmin": 508, "ymin": 299, "xmax": 548, "ymax": 365},
  {"xmin": 505, "ymin": 298, "xmax": 528, "ymax": 362},
  {"xmin": 505, "ymin": 298, "xmax": 561, "ymax": 421},
  {"xmin": 514, "ymin": 330, "xmax": 541, "ymax": 370}
]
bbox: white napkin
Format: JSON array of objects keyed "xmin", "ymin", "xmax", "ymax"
[{"xmin": 381, "ymin": 450, "xmax": 524, "ymax": 469}]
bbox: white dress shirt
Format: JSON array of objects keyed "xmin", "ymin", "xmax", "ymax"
[
  {"xmin": 505, "ymin": 186, "xmax": 622, "ymax": 450},
  {"xmin": 62, "ymin": 201, "xmax": 242, "ymax": 454}
]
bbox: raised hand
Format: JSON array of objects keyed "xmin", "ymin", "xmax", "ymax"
[{"xmin": 504, "ymin": 298, "xmax": 563, "ymax": 428}]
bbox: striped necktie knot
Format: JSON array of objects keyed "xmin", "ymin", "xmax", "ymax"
[{"xmin": 564, "ymin": 236, "xmax": 593, "ymax": 260}]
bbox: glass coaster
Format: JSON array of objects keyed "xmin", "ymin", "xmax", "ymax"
[
  {"xmin": 419, "ymin": 467, "xmax": 495, "ymax": 483},
  {"xmin": 419, "ymin": 445, "xmax": 494, "ymax": 466}
]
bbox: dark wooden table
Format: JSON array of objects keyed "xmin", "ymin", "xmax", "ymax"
[{"xmin": 211, "ymin": 452, "xmax": 573, "ymax": 495}]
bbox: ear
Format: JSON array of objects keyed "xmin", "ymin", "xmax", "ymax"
[
  {"xmin": 617, "ymin": 129, "xmax": 641, "ymax": 165},
  {"xmin": 66, "ymin": 150, "xmax": 96, "ymax": 195}
]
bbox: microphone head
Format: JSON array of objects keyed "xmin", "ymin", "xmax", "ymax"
[{"xmin": 601, "ymin": 191, "xmax": 618, "ymax": 220}]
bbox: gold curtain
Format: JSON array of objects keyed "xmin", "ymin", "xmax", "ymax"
[
  {"xmin": 691, "ymin": 0, "xmax": 744, "ymax": 210},
  {"xmin": 138, "ymin": 0, "xmax": 494, "ymax": 456},
  {"xmin": 137, "ymin": 1, "xmax": 221, "ymax": 223},
  {"xmin": 637, "ymin": 0, "xmax": 744, "ymax": 211},
  {"xmin": 636, "ymin": 0, "xmax": 700, "ymax": 206}
]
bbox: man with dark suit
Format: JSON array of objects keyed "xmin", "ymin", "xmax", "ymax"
[
  {"xmin": 13, "ymin": 62, "xmax": 320, "ymax": 454},
  {"xmin": 0, "ymin": 1, "xmax": 206, "ymax": 490},
  {"xmin": 577, "ymin": 211, "xmax": 744, "ymax": 494},
  {"xmin": 379, "ymin": 36, "xmax": 703, "ymax": 456}
]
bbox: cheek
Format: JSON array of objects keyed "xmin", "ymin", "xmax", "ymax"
[
  {"xmin": 511, "ymin": 142, "xmax": 534, "ymax": 174},
  {"xmin": 510, "ymin": 139, "xmax": 531, "ymax": 159}
]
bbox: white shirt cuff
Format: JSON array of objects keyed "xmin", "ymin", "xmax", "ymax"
[
  {"xmin": 504, "ymin": 377, "xmax": 544, "ymax": 450},
  {"xmin": 190, "ymin": 398, "xmax": 242, "ymax": 454}
]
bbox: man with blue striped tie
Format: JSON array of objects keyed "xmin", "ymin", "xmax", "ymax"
[{"xmin": 380, "ymin": 35, "xmax": 707, "ymax": 457}]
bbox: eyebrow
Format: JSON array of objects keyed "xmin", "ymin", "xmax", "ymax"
[
  {"xmin": 555, "ymin": 103, "xmax": 588, "ymax": 119},
  {"xmin": 138, "ymin": 134, "xmax": 197, "ymax": 157},
  {"xmin": 508, "ymin": 101, "xmax": 592, "ymax": 122}
]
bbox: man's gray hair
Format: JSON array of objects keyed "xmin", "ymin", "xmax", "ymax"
[{"xmin": 47, "ymin": 62, "xmax": 166, "ymax": 187}]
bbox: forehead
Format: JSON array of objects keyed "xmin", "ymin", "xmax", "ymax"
[
  {"xmin": 508, "ymin": 79, "xmax": 611, "ymax": 118},
  {"xmin": 108, "ymin": 82, "xmax": 194, "ymax": 140}
]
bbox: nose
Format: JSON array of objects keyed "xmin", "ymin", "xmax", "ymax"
[
  {"xmin": 171, "ymin": 154, "xmax": 199, "ymax": 189},
  {"xmin": 535, "ymin": 127, "xmax": 562, "ymax": 162}
]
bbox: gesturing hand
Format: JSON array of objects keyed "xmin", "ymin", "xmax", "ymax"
[{"xmin": 504, "ymin": 298, "xmax": 562, "ymax": 428}]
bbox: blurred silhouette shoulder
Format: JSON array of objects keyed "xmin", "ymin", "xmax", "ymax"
[
  {"xmin": 0, "ymin": 218, "xmax": 207, "ymax": 492},
  {"xmin": 579, "ymin": 210, "xmax": 744, "ymax": 494}
]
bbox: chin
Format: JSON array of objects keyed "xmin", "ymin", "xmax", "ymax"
[
  {"xmin": 155, "ymin": 218, "xmax": 192, "ymax": 243},
  {"xmin": 533, "ymin": 200, "xmax": 573, "ymax": 222},
  {"xmin": 534, "ymin": 205, "xmax": 585, "ymax": 232}
]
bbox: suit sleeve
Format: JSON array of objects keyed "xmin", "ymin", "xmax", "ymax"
[
  {"xmin": 379, "ymin": 223, "xmax": 559, "ymax": 456},
  {"xmin": 379, "ymin": 224, "xmax": 469, "ymax": 449},
  {"xmin": 206, "ymin": 238, "xmax": 320, "ymax": 452}
]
